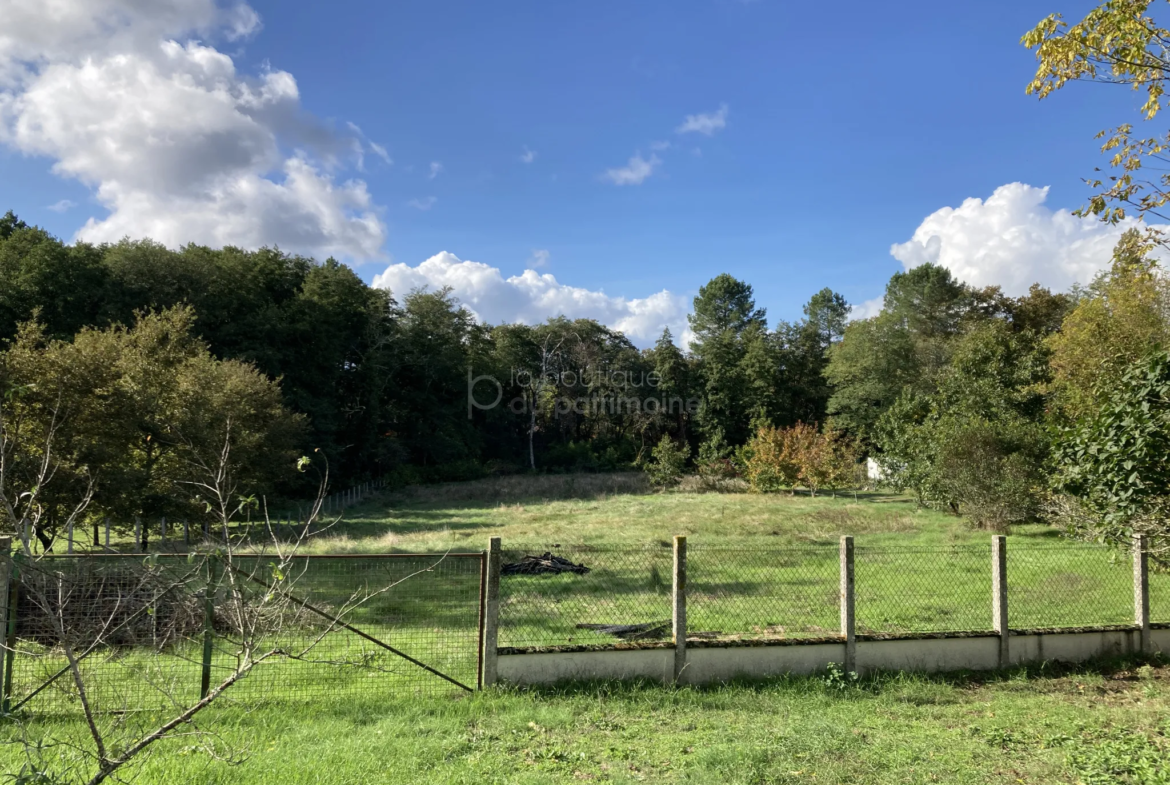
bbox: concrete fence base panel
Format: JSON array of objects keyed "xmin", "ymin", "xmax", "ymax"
[{"xmin": 497, "ymin": 628, "xmax": 1170, "ymax": 687}]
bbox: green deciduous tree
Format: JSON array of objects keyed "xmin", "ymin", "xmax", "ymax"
[
  {"xmin": 1024, "ymin": 0, "xmax": 1170, "ymax": 223},
  {"xmin": 1053, "ymin": 349, "xmax": 1170, "ymax": 556},
  {"xmin": 0, "ymin": 308, "xmax": 304, "ymax": 545},
  {"xmin": 874, "ymin": 321, "xmax": 1052, "ymax": 528},
  {"xmin": 1047, "ymin": 230, "xmax": 1170, "ymax": 420}
]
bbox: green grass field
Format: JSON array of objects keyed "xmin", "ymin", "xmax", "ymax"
[
  {"xmin": 5, "ymin": 660, "xmax": 1170, "ymax": 784},
  {"xmin": 4, "ymin": 474, "xmax": 1169, "ymax": 783}
]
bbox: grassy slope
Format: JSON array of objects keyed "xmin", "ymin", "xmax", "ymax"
[
  {"xmin": 299, "ymin": 473, "xmax": 1015, "ymax": 553},
  {"xmin": 8, "ymin": 660, "xmax": 1169, "ymax": 784}
]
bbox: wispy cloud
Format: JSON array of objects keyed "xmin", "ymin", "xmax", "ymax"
[
  {"xmin": 649, "ymin": 140, "xmax": 672, "ymax": 152},
  {"xmin": 428, "ymin": 161, "xmax": 443, "ymax": 179},
  {"xmin": 603, "ymin": 153, "xmax": 660, "ymax": 186},
  {"xmin": 46, "ymin": 199, "xmax": 76, "ymax": 213},
  {"xmin": 369, "ymin": 142, "xmax": 392, "ymax": 165},
  {"xmin": 408, "ymin": 196, "xmax": 437, "ymax": 211},
  {"xmin": 528, "ymin": 249, "xmax": 550, "ymax": 268},
  {"xmin": 676, "ymin": 104, "xmax": 729, "ymax": 136},
  {"xmin": 520, "ymin": 146, "xmax": 537, "ymax": 164}
]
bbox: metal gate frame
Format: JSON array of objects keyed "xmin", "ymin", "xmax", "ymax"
[{"xmin": 0, "ymin": 548, "xmax": 489, "ymax": 712}]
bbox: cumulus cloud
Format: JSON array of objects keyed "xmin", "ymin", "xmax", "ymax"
[
  {"xmin": 849, "ymin": 296, "xmax": 884, "ymax": 322},
  {"xmin": 0, "ymin": 0, "xmax": 387, "ymax": 260},
  {"xmin": 890, "ymin": 183, "xmax": 1147, "ymax": 296},
  {"xmin": 603, "ymin": 153, "xmax": 660, "ymax": 186},
  {"xmin": 372, "ymin": 251, "xmax": 689, "ymax": 347},
  {"xmin": 676, "ymin": 104, "xmax": 728, "ymax": 136}
]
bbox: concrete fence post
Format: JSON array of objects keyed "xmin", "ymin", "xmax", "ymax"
[
  {"xmin": 134, "ymin": 516, "xmax": 142, "ymax": 553},
  {"xmin": 104, "ymin": 517, "xmax": 110, "ymax": 549},
  {"xmin": 160, "ymin": 517, "xmax": 167, "ymax": 548},
  {"xmin": 67, "ymin": 519, "xmax": 74, "ymax": 555},
  {"xmin": 482, "ymin": 536, "xmax": 502, "ymax": 687},
  {"xmin": 672, "ymin": 535, "xmax": 687, "ymax": 684},
  {"xmin": 839, "ymin": 535, "xmax": 856, "ymax": 673},
  {"xmin": 0, "ymin": 537, "xmax": 14, "ymax": 712},
  {"xmin": 992, "ymin": 535, "xmax": 1009, "ymax": 668},
  {"xmin": 1134, "ymin": 534, "xmax": 1151, "ymax": 653}
]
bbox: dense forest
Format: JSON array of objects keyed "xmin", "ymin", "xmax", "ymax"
[{"xmin": 2, "ymin": 209, "xmax": 1170, "ymax": 554}]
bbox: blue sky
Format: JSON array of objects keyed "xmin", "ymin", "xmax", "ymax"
[{"xmin": 0, "ymin": 0, "xmax": 1148, "ymax": 343}]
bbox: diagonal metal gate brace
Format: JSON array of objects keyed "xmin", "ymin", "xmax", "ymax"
[{"xmin": 232, "ymin": 565, "xmax": 475, "ymax": 693}]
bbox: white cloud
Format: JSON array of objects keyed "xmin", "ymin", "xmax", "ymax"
[
  {"xmin": 890, "ymin": 183, "xmax": 1146, "ymax": 296},
  {"xmin": 46, "ymin": 199, "xmax": 76, "ymax": 212},
  {"xmin": 848, "ymin": 296, "xmax": 884, "ymax": 322},
  {"xmin": 603, "ymin": 152, "xmax": 660, "ymax": 186},
  {"xmin": 0, "ymin": 0, "xmax": 386, "ymax": 261},
  {"xmin": 676, "ymin": 104, "xmax": 728, "ymax": 136},
  {"xmin": 528, "ymin": 249, "xmax": 550, "ymax": 268},
  {"xmin": 520, "ymin": 146, "xmax": 536, "ymax": 164},
  {"xmin": 649, "ymin": 139, "xmax": 672, "ymax": 151},
  {"xmin": 372, "ymin": 251, "xmax": 689, "ymax": 347},
  {"xmin": 369, "ymin": 142, "xmax": 391, "ymax": 165},
  {"xmin": 428, "ymin": 161, "xmax": 443, "ymax": 179},
  {"xmin": 408, "ymin": 196, "xmax": 437, "ymax": 211}
]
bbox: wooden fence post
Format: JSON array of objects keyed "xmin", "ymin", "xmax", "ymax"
[
  {"xmin": 1134, "ymin": 534, "xmax": 1151, "ymax": 654},
  {"xmin": 160, "ymin": 517, "xmax": 167, "ymax": 549},
  {"xmin": 673, "ymin": 535, "xmax": 687, "ymax": 684},
  {"xmin": 200, "ymin": 556, "xmax": 220, "ymax": 699},
  {"xmin": 104, "ymin": 517, "xmax": 110, "ymax": 549},
  {"xmin": 184, "ymin": 520, "xmax": 190, "ymax": 549},
  {"xmin": 134, "ymin": 516, "xmax": 142, "ymax": 553},
  {"xmin": 0, "ymin": 537, "xmax": 14, "ymax": 712},
  {"xmin": 840, "ymin": 535, "xmax": 856, "ymax": 673},
  {"xmin": 482, "ymin": 537, "xmax": 502, "ymax": 687},
  {"xmin": 992, "ymin": 535, "xmax": 1009, "ymax": 668},
  {"xmin": 67, "ymin": 520, "xmax": 74, "ymax": 555}
]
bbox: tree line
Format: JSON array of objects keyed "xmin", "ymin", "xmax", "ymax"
[
  {"xmin": 0, "ymin": 210, "xmax": 846, "ymax": 544},
  {"xmin": 4, "ymin": 206, "xmax": 1170, "ymax": 554}
]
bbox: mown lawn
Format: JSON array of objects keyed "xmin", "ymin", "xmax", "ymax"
[{"xmin": 5, "ymin": 659, "xmax": 1169, "ymax": 784}]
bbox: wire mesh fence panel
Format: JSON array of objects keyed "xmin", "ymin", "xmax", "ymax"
[
  {"xmin": 215, "ymin": 554, "xmax": 483, "ymax": 703},
  {"xmin": 6, "ymin": 553, "xmax": 484, "ymax": 716},
  {"xmin": 8, "ymin": 555, "xmax": 208, "ymax": 715},
  {"xmin": 855, "ymin": 545, "xmax": 993, "ymax": 634},
  {"xmin": 1007, "ymin": 544, "xmax": 1135, "ymax": 629},
  {"xmin": 687, "ymin": 545, "xmax": 839, "ymax": 641},
  {"xmin": 499, "ymin": 544, "xmax": 673, "ymax": 649},
  {"xmin": 1152, "ymin": 562, "xmax": 1170, "ymax": 625}
]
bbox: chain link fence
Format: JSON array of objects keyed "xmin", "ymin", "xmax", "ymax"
[
  {"xmin": 495, "ymin": 538, "xmax": 1163, "ymax": 649},
  {"xmin": 688, "ymin": 545, "xmax": 839, "ymax": 640},
  {"xmin": 1152, "ymin": 559, "xmax": 1170, "ymax": 624},
  {"xmin": 1007, "ymin": 544, "xmax": 1136, "ymax": 628},
  {"xmin": 498, "ymin": 543, "xmax": 673, "ymax": 649},
  {"xmin": 856, "ymin": 545, "xmax": 993, "ymax": 634}
]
